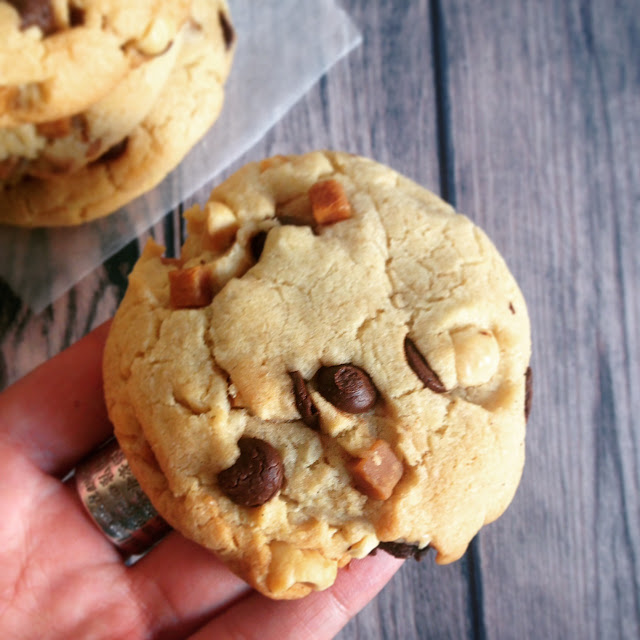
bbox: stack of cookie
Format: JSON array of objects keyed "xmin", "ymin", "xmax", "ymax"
[{"xmin": 0, "ymin": 0, "xmax": 235, "ymax": 227}]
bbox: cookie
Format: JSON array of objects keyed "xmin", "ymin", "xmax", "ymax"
[
  {"xmin": 0, "ymin": 26, "xmax": 183, "ymax": 180},
  {"xmin": 0, "ymin": 0, "xmax": 235, "ymax": 226},
  {"xmin": 0, "ymin": 0, "xmax": 191, "ymax": 126},
  {"xmin": 103, "ymin": 151, "xmax": 532, "ymax": 599}
]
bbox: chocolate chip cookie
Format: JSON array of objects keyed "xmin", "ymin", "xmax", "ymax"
[
  {"xmin": 0, "ymin": 0, "xmax": 235, "ymax": 226},
  {"xmin": 0, "ymin": 0, "xmax": 191, "ymax": 126},
  {"xmin": 103, "ymin": 151, "xmax": 532, "ymax": 599}
]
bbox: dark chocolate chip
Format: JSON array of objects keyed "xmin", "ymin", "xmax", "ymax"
[
  {"xmin": 404, "ymin": 336, "xmax": 446, "ymax": 393},
  {"xmin": 69, "ymin": 4, "xmax": 85, "ymax": 27},
  {"xmin": 249, "ymin": 230, "xmax": 268, "ymax": 261},
  {"xmin": 316, "ymin": 364, "xmax": 378, "ymax": 413},
  {"xmin": 524, "ymin": 366, "xmax": 533, "ymax": 420},
  {"xmin": 509, "ymin": 302, "xmax": 516, "ymax": 314},
  {"xmin": 376, "ymin": 541, "xmax": 430, "ymax": 561},
  {"xmin": 94, "ymin": 137, "xmax": 129, "ymax": 164},
  {"xmin": 218, "ymin": 9, "xmax": 235, "ymax": 50},
  {"xmin": 289, "ymin": 371, "xmax": 319, "ymax": 430},
  {"xmin": 217, "ymin": 437, "xmax": 284, "ymax": 507},
  {"xmin": 9, "ymin": 0, "xmax": 56, "ymax": 35}
]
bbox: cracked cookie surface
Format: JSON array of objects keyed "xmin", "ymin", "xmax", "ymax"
[
  {"xmin": 0, "ymin": 0, "xmax": 235, "ymax": 226},
  {"xmin": 103, "ymin": 151, "xmax": 531, "ymax": 599}
]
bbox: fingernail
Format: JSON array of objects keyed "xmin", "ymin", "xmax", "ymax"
[{"xmin": 74, "ymin": 439, "xmax": 171, "ymax": 557}]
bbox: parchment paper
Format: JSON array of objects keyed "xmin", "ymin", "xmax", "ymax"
[{"xmin": 0, "ymin": 0, "xmax": 361, "ymax": 313}]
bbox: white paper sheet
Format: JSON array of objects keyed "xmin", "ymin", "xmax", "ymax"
[{"xmin": 0, "ymin": 0, "xmax": 361, "ymax": 312}]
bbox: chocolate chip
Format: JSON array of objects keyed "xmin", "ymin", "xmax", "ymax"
[
  {"xmin": 9, "ymin": 0, "xmax": 57, "ymax": 35},
  {"xmin": 404, "ymin": 337, "xmax": 446, "ymax": 393},
  {"xmin": 289, "ymin": 371, "xmax": 320, "ymax": 430},
  {"xmin": 524, "ymin": 366, "xmax": 533, "ymax": 420},
  {"xmin": 509, "ymin": 302, "xmax": 516, "ymax": 314},
  {"xmin": 69, "ymin": 4, "xmax": 85, "ymax": 27},
  {"xmin": 218, "ymin": 10, "xmax": 235, "ymax": 50},
  {"xmin": 94, "ymin": 137, "xmax": 129, "ymax": 164},
  {"xmin": 316, "ymin": 364, "xmax": 378, "ymax": 413},
  {"xmin": 375, "ymin": 541, "xmax": 430, "ymax": 561},
  {"xmin": 249, "ymin": 230, "xmax": 268, "ymax": 261},
  {"xmin": 217, "ymin": 437, "xmax": 284, "ymax": 507}
]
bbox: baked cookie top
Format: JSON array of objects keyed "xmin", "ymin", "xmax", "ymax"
[
  {"xmin": 0, "ymin": 0, "xmax": 191, "ymax": 126},
  {"xmin": 103, "ymin": 151, "xmax": 532, "ymax": 599},
  {"xmin": 0, "ymin": 0, "xmax": 235, "ymax": 226}
]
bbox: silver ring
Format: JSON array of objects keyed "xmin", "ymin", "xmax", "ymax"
[{"xmin": 74, "ymin": 439, "xmax": 171, "ymax": 557}]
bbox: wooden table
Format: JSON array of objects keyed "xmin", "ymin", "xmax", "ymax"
[{"xmin": 1, "ymin": 1, "xmax": 638, "ymax": 638}]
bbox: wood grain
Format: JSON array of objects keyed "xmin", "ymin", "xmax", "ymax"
[
  {"xmin": 441, "ymin": 0, "xmax": 640, "ymax": 639},
  {"xmin": 0, "ymin": 0, "xmax": 638, "ymax": 638}
]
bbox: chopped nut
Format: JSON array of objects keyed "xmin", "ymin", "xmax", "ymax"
[
  {"xmin": 168, "ymin": 265, "xmax": 214, "ymax": 309},
  {"xmin": 349, "ymin": 439, "xmax": 403, "ymax": 500},
  {"xmin": 450, "ymin": 326, "xmax": 500, "ymax": 387},
  {"xmin": 267, "ymin": 541, "xmax": 337, "ymax": 594},
  {"xmin": 203, "ymin": 201, "xmax": 238, "ymax": 252},
  {"xmin": 137, "ymin": 18, "xmax": 173, "ymax": 55},
  {"xmin": 308, "ymin": 179, "xmax": 352, "ymax": 225}
]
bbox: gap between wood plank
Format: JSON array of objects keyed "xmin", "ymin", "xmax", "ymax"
[
  {"xmin": 429, "ymin": 1, "xmax": 487, "ymax": 638},
  {"xmin": 429, "ymin": 0, "xmax": 456, "ymax": 207}
]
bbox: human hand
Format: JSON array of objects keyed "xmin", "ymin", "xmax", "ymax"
[{"xmin": 0, "ymin": 323, "xmax": 403, "ymax": 639}]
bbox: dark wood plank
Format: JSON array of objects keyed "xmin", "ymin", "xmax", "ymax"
[{"xmin": 441, "ymin": 0, "xmax": 640, "ymax": 638}]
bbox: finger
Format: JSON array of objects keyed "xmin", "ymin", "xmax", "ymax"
[
  {"xmin": 0, "ymin": 321, "xmax": 113, "ymax": 476},
  {"xmin": 126, "ymin": 532, "xmax": 251, "ymax": 639},
  {"xmin": 189, "ymin": 553, "xmax": 404, "ymax": 640}
]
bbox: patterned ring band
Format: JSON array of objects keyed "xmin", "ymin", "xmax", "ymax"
[{"xmin": 74, "ymin": 439, "xmax": 171, "ymax": 557}]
